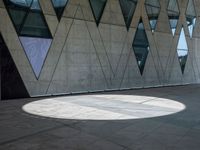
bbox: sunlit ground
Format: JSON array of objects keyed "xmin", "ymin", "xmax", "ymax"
[{"xmin": 22, "ymin": 94, "xmax": 185, "ymax": 120}]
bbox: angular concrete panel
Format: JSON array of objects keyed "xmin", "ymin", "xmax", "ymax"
[{"xmin": 101, "ymin": 0, "xmax": 125, "ymax": 26}]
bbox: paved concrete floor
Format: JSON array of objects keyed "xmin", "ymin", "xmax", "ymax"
[{"xmin": 0, "ymin": 85, "xmax": 200, "ymax": 150}]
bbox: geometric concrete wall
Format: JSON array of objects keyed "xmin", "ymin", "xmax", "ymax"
[{"xmin": 0, "ymin": 0, "xmax": 200, "ymax": 98}]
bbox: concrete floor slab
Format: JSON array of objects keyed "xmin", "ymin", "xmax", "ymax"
[{"xmin": 0, "ymin": 84, "xmax": 200, "ymax": 150}]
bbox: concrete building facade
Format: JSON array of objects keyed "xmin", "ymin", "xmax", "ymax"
[{"xmin": 0, "ymin": 0, "xmax": 200, "ymax": 99}]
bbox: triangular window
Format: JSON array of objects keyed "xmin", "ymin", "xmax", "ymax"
[
  {"xmin": 4, "ymin": 0, "xmax": 53, "ymax": 79},
  {"xmin": 145, "ymin": 0, "xmax": 161, "ymax": 32},
  {"xmin": 4, "ymin": 0, "xmax": 52, "ymax": 38},
  {"xmin": 119, "ymin": 0, "xmax": 138, "ymax": 30},
  {"xmin": 167, "ymin": 0, "xmax": 180, "ymax": 36},
  {"xmin": 186, "ymin": 0, "xmax": 196, "ymax": 38},
  {"xmin": 89, "ymin": 0, "xmax": 107, "ymax": 26},
  {"xmin": 51, "ymin": 0, "xmax": 68, "ymax": 21},
  {"xmin": 177, "ymin": 27, "xmax": 188, "ymax": 73},
  {"xmin": 19, "ymin": 36, "xmax": 52, "ymax": 78},
  {"xmin": 3, "ymin": 0, "xmax": 29, "ymax": 33}
]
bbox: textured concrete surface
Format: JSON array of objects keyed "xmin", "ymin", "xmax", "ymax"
[{"xmin": 0, "ymin": 84, "xmax": 200, "ymax": 150}]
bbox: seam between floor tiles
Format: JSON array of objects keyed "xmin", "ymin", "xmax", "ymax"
[{"xmin": 0, "ymin": 124, "xmax": 65, "ymax": 146}]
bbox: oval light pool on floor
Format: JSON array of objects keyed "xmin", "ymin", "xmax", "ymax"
[{"xmin": 22, "ymin": 94, "xmax": 185, "ymax": 120}]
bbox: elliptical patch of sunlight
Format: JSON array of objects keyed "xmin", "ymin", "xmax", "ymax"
[{"xmin": 22, "ymin": 95, "xmax": 185, "ymax": 120}]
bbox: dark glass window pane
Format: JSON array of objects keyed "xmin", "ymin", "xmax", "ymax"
[
  {"xmin": 119, "ymin": 0, "xmax": 137, "ymax": 30},
  {"xmin": 89, "ymin": 0, "xmax": 107, "ymax": 26},
  {"xmin": 177, "ymin": 27, "xmax": 188, "ymax": 73},
  {"xmin": 167, "ymin": 0, "xmax": 180, "ymax": 36},
  {"xmin": 132, "ymin": 19, "xmax": 149, "ymax": 75},
  {"xmin": 186, "ymin": 0, "xmax": 196, "ymax": 38},
  {"xmin": 145, "ymin": 0, "xmax": 160, "ymax": 32},
  {"xmin": 4, "ymin": 0, "xmax": 52, "ymax": 38},
  {"xmin": 8, "ymin": 8, "xmax": 27, "ymax": 32},
  {"xmin": 20, "ymin": 11, "xmax": 52, "ymax": 38},
  {"xmin": 3, "ymin": 0, "xmax": 29, "ymax": 33},
  {"xmin": 51, "ymin": 0, "xmax": 68, "ymax": 21}
]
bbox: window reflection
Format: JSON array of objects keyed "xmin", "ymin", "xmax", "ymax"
[
  {"xmin": 145, "ymin": 0, "xmax": 160, "ymax": 32},
  {"xmin": 119, "ymin": 0, "xmax": 138, "ymax": 30},
  {"xmin": 51, "ymin": 0, "xmax": 68, "ymax": 21},
  {"xmin": 177, "ymin": 27, "xmax": 188, "ymax": 73},
  {"xmin": 167, "ymin": 0, "xmax": 180, "ymax": 36},
  {"xmin": 9, "ymin": 0, "xmax": 32, "ymax": 7},
  {"xmin": 30, "ymin": 0, "xmax": 40, "ymax": 10},
  {"xmin": 132, "ymin": 19, "xmax": 149, "ymax": 75},
  {"xmin": 186, "ymin": 0, "xmax": 196, "ymax": 38}
]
